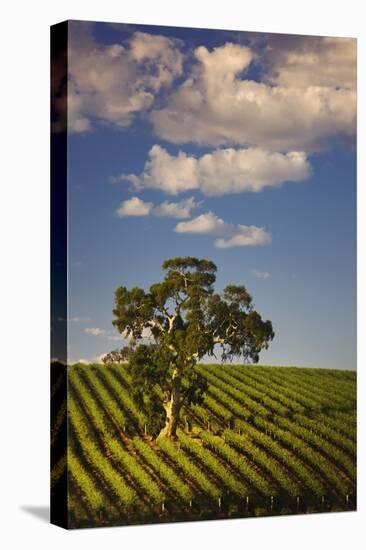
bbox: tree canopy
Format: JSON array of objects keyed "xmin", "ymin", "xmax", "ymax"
[{"xmin": 112, "ymin": 256, "xmax": 274, "ymax": 439}]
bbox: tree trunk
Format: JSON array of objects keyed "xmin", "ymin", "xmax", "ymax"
[{"xmin": 159, "ymin": 371, "xmax": 182, "ymax": 440}]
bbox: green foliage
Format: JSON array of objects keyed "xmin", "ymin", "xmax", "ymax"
[
  {"xmin": 131, "ymin": 438, "xmax": 193, "ymax": 502},
  {"xmin": 156, "ymin": 434, "xmax": 221, "ymax": 499},
  {"xmin": 128, "ymin": 345, "xmax": 170, "ymax": 437},
  {"xmin": 68, "ymin": 448, "xmax": 106, "ymax": 512},
  {"xmin": 62, "ymin": 363, "xmax": 356, "ymax": 527},
  {"xmin": 112, "ymin": 257, "xmax": 274, "ymax": 437},
  {"xmin": 68, "ymin": 395, "xmax": 137, "ymax": 509},
  {"xmin": 222, "ymin": 430, "xmax": 301, "ymax": 497},
  {"xmin": 199, "ymin": 431, "xmax": 272, "ymax": 497},
  {"xmin": 178, "ymin": 430, "xmax": 249, "ymax": 497},
  {"xmin": 102, "ymin": 348, "xmax": 130, "ymax": 364}
]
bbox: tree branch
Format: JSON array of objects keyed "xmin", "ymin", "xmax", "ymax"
[
  {"xmin": 213, "ymin": 337, "xmax": 226, "ymax": 345},
  {"xmin": 150, "ymin": 319, "xmax": 165, "ymax": 333}
]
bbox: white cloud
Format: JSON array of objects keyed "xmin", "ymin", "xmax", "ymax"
[
  {"xmin": 83, "ymin": 327, "xmax": 105, "ymax": 336},
  {"xmin": 116, "ymin": 195, "xmax": 199, "ymax": 218},
  {"xmin": 68, "ymin": 353, "xmax": 107, "ymax": 364},
  {"xmin": 175, "ymin": 211, "xmax": 225, "ymax": 234},
  {"xmin": 175, "ymin": 212, "xmax": 271, "ymax": 248},
  {"xmin": 58, "ymin": 29, "xmax": 356, "ymax": 150},
  {"xmin": 120, "ymin": 145, "xmax": 197, "ymax": 194},
  {"xmin": 66, "ymin": 23, "xmax": 183, "ymax": 133},
  {"xmin": 118, "ymin": 145, "xmax": 311, "ymax": 196},
  {"xmin": 130, "ymin": 32, "xmax": 184, "ymax": 90},
  {"xmin": 153, "ymin": 197, "xmax": 199, "ymax": 218},
  {"xmin": 72, "ymin": 358, "xmax": 92, "ymax": 365},
  {"xmin": 150, "ymin": 40, "xmax": 356, "ymax": 151},
  {"xmin": 252, "ymin": 269, "xmax": 270, "ymax": 279},
  {"xmin": 116, "ymin": 196, "xmax": 153, "ymax": 217},
  {"xmin": 265, "ymin": 36, "xmax": 356, "ymax": 90},
  {"xmin": 215, "ymin": 231, "xmax": 270, "ymax": 249}
]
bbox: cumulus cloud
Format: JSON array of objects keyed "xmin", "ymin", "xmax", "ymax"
[
  {"xmin": 69, "ymin": 353, "xmax": 107, "ymax": 364},
  {"xmin": 96, "ymin": 353, "xmax": 108, "ymax": 363},
  {"xmin": 57, "ymin": 28, "xmax": 356, "ymax": 151},
  {"xmin": 116, "ymin": 196, "xmax": 199, "ymax": 218},
  {"xmin": 153, "ymin": 197, "xmax": 199, "ymax": 218},
  {"xmin": 265, "ymin": 36, "xmax": 356, "ymax": 89},
  {"xmin": 175, "ymin": 212, "xmax": 271, "ymax": 248},
  {"xmin": 150, "ymin": 40, "xmax": 356, "ymax": 151},
  {"xmin": 116, "ymin": 196, "xmax": 153, "ymax": 217},
  {"xmin": 252, "ymin": 269, "xmax": 270, "ymax": 279},
  {"xmin": 66, "ymin": 23, "xmax": 183, "ymax": 133},
  {"xmin": 83, "ymin": 327, "xmax": 105, "ymax": 336},
  {"xmin": 118, "ymin": 144, "xmax": 311, "ymax": 196},
  {"xmin": 114, "ymin": 198, "xmax": 270, "ymax": 249},
  {"xmin": 130, "ymin": 32, "xmax": 184, "ymax": 90}
]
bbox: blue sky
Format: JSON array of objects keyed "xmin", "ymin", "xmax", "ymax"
[{"xmin": 60, "ymin": 21, "xmax": 356, "ymax": 369}]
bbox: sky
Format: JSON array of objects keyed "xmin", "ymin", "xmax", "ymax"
[{"xmin": 57, "ymin": 20, "xmax": 356, "ymax": 369}]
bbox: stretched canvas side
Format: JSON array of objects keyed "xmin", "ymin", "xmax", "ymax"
[{"xmin": 50, "ymin": 20, "xmax": 69, "ymax": 529}]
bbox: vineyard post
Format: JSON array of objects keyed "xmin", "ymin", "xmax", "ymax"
[
  {"xmin": 161, "ymin": 501, "xmax": 165, "ymax": 513},
  {"xmin": 144, "ymin": 424, "xmax": 147, "ymax": 436},
  {"xmin": 270, "ymin": 495, "xmax": 274, "ymax": 511},
  {"xmin": 246, "ymin": 495, "xmax": 249, "ymax": 511},
  {"xmin": 218, "ymin": 497, "xmax": 222, "ymax": 509},
  {"xmin": 296, "ymin": 496, "xmax": 300, "ymax": 511},
  {"xmin": 346, "ymin": 494, "xmax": 349, "ymax": 506}
]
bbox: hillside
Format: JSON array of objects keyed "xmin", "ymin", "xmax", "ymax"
[{"xmin": 51, "ymin": 363, "xmax": 356, "ymax": 528}]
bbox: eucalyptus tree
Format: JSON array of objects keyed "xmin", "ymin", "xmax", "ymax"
[
  {"xmin": 101, "ymin": 348, "xmax": 130, "ymax": 364},
  {"xmin": 112, "ymin": 257, "xmax": 274, "ymax": 439}
]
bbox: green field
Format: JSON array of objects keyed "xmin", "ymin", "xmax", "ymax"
[{"xmin": 51, "ymin": 363, "xmax": 356, "ymax": 528}]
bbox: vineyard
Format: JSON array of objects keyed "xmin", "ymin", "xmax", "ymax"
[{"xmin": 51, "ymin": 362, "xmax": 356, "ymax": 528}]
